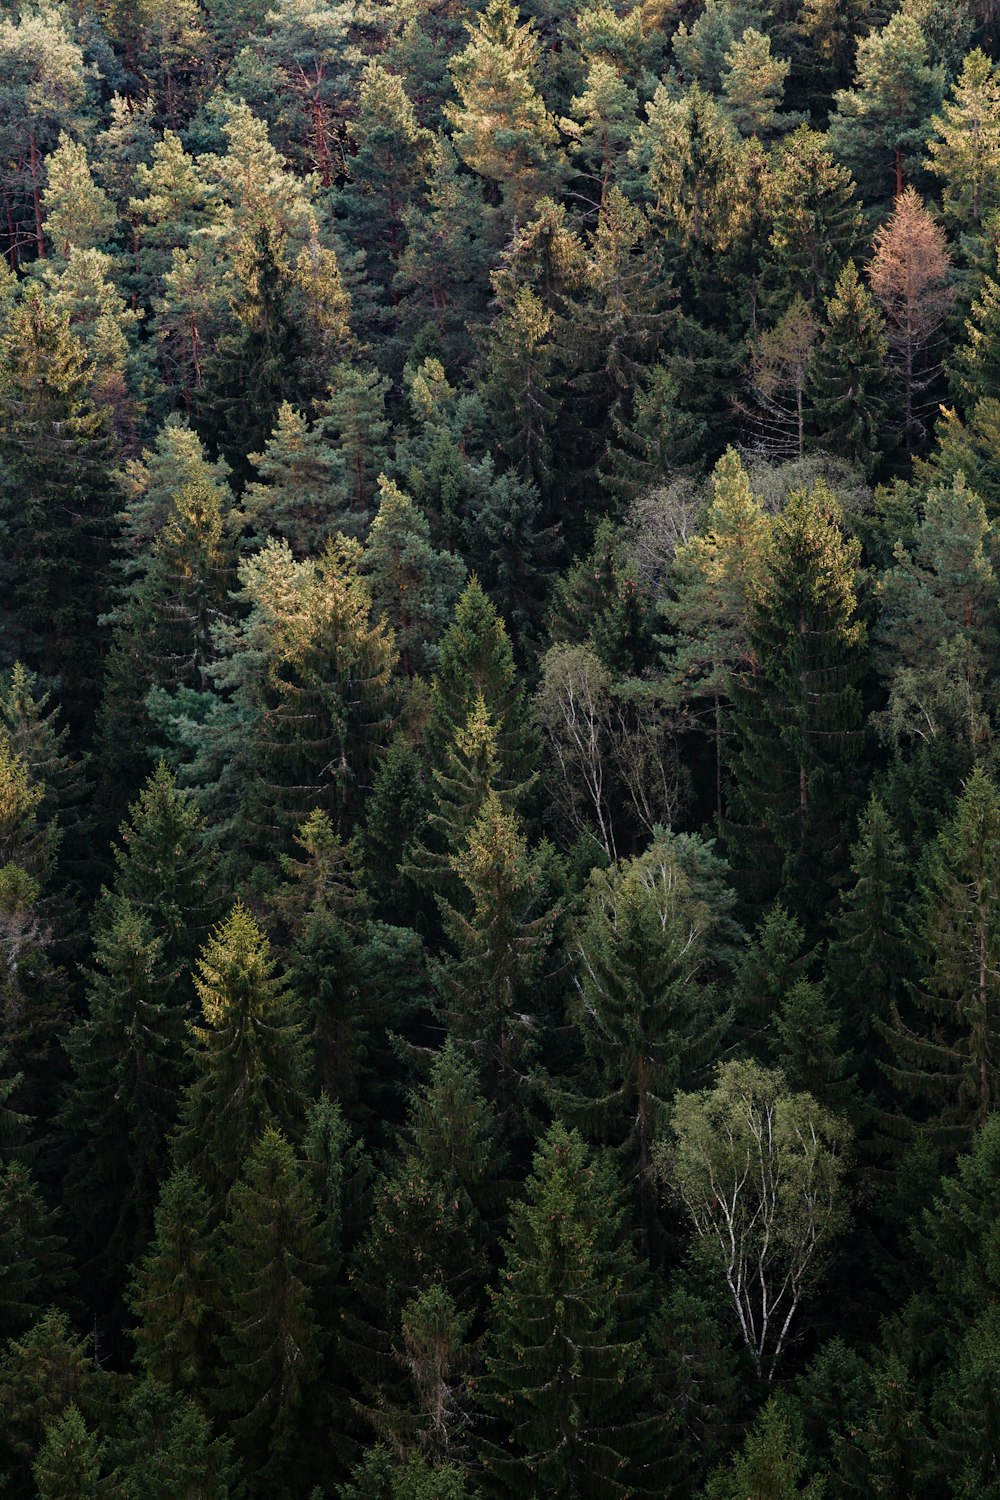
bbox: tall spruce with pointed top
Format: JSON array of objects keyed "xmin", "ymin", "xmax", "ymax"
[
  {"xmin": 724, "ymin": 484, "xmax": 866, "ymax": 922},
  {"xmin": 477, "ymin": 1122, "xmax": 664, "ymax": 1497},
  {"xmin": 427, "ymin": 579, "xmax": 531, "ymax": 778},
  {"xmin": 566, "ymin": 835, "xmax": 735, "ymax": 1237},
  {"xmin": 216, "ymin": 1128, "xmax": 326, "ymax": 1500},
  {"xmin": 436, "ymin": 793, "xmax": 560, "ymax": 1125},
  {"xmin": 174, "ymin": 904, "xmax": 312, "ymax": 1200},
  {"xmin": 59, "ymin": 897, "xmax": 185, "ymax": 1301},
  {"xmin": 810, "ymin": 260, "xmax": 893, "ymax": 477},
  {"xmin": 886, "ymin": 766, "xmax": 1000, "ymax": 1152},
  {"xmin": 129, "ymin": 1165, "xmax": 219, "ymax": 1400}
]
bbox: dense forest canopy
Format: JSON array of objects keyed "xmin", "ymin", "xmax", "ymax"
[{"xmin": 3, "ymin": 0, "xmax": 1000, "ymax": 1494}]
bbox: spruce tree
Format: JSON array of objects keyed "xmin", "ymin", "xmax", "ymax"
[
  {"xmin": 766, "ymin": 126, "xmax": 862, "ymax": 310},
  {"xmin": 567, "ymin": 836, "xmax": 734, "ymax": 1237},
  {"xmin": 427, "ymin": 579, "xmax": 531, "ymax": 778},
  {"xmin": 216, "ymin": 1127, "xmax": 326, "ymax": 1499},
  {"xmin": 364, "ymin": 475, "xmax": 465, "ymax": 676},
  {"xmin": 0, "ymin": 286, "xmax": 118, "ymax": 729},
  {"xmin": 886, "ymin": 766, "xmax": 1000, "ymax": 1151},
  {"xmin": 724, "ymin": 484, "xmax": 866, "ymax": 922},
  {"xmin": 174, "ymin": 904, "xmax": 312, "ymax": 1199},
  {"xmin": 477, "ymin": 1123, "xmax": 664, "ymax": 1497},
  {"xmin": 32, "ymin": 1405, "xmax": 105, "ymax": 1500},
  {"xmin": 436, "ymin": 793, "xmax": 560, "ymax": 1125},
  {"xmin": 810, "ymin": 260, "xmax": 893, "ymax": 478},
  {"xmin": 59, "ymin": 898, "xmax": 185, "ymax": 1301},
  {"xmin": 129, "ymin": 1166, "xmax": 219, "ymax": 1399}
]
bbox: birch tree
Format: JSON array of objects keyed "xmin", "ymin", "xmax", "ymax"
[{"xmin": 661, "ymin": 1058, "xmax": 851, "ymax": 1382}]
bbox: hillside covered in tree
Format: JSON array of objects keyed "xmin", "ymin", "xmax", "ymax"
[{"xmin": 4, "ymin": 0, "xmax": 1000, "ymax": 1494}]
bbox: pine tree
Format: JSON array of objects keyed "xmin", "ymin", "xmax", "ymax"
[
  {"xmin": 174, "ymin": 904, "xmax": 312, "ymax": 1199},
  {"xmin": 446, "ymin": 0, "xmax": 565, "ymax": 219},
  {"xmin": 721, "ymin": 29, "xmax": 791, "ymax": 138},
  {"xmin": 477, "ymin": 1122, "xmax": 664, "ymax": 1497},
  {"xmin": 925, "ymin": 48, "xmax": 1000, "ymax": 232},
  {"xmin": 216, "ymin": 1127, "xmax": 326, "ymax": 1499},
  {"xmin": 810, "ymin": 260, "xmax": 893, "ymax": 477},
  {"xmin": 828, "ymin": 12, "xmax": 944, "ymax": 199},
  {"xmin": 41, "ymin": 134, "xmax": 116, "ymax": 260}
]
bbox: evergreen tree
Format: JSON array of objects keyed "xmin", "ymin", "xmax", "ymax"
[
  {"xmin": 446, "ymin": 0, "xmax": 566, "ymax": 219},
  {"xmin": 705, "ymin": 1396, "xmax": 824, "ymax": 1499},
  {"xmin": 436, "ymin": 793, "xmax": 560, "ymax": 1124},
  {"xmin": 810, "ymin": 260, "xmax": 893, "ymax": 477},
  {"xmin": 925, "ymin": 48, "xmax": 1000, "ymax": 233},
  {"xmin": 174, "ymin": 904, "xmax": 312, "ymax": 1199},
  {"xmin": 886, "ymin": 766, "xmax": 1000, "ymax": 1151},
  {"xmin": 32, "ymin": 1405, "xmax": 105, "ymax": 1500},
  {"xmin": 41, "ymin": 133, "xmax": 116, "ymax": 261},
  {"xmin": 566, "ymin": 835, "xmax": 735, "ymax": 1236},
  {"xmin": 0, "ymin": 286, "xmax": 118, "ymax": 728},
  {"xmin": 239, "ymin": 401, "xmax": 359, "ymax": 557},
  {"xmin": 59, "ymin": 898, "xmax": 185, "ymax": 1302},
  {"xmin": 216, "ymin": 1127, "xmax": 326, "ymax": 1499},
  {"xmin": 724, "ymin": 484, "xmax": 866, "ymax": 921},
  {"xmin": 477, "ymin": 1122, "xmax": 664, "ymax": 1497},
  {"xmin": 427, "ymin": 579, "xmax": 531, "ymax": 778},
  {"xmin": 364, "ymin": 475, "xmax": 466, "ymax": 676},
  {"xmin": 828, "ymin": 12, "xmax": 944, "ymax": 199},
  {"xmin": 129, "ymin": 1166, "xmax": 219, "ymax": 1399}
]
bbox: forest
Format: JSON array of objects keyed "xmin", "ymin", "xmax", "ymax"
[{"xmin": 3, "ymin": 0, "xmax": 1000, "ymax": 1494}]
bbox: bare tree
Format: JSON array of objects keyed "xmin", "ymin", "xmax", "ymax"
[{"xmin": 741, "ymin": 295, "xmax": 818, "ymax": 461}]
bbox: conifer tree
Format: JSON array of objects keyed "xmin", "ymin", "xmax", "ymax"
[
  {"xmin": 925, "ymin": 48, "xmax": 1000, "ymax": 232},
  {"xmin": 364, "ymin": 476, "xmax": 466, "ymax": 676},
  {"xmin": 32, "ymin": 1405, "xmax": 105, "ymax": 1500},
  {"xmin": 0, "ymin": 286, "xmax": 118, "ymax": 728},
  {"xmin": 239, "ymin": 402, "xmax": 358, "ymax": 557},
  {"xmin": 0, "ymin": 1309, "xmax": 94, "ymax": 1489},
  {"xmin": 129, "ymin": 1166, "xmax": 219, "ymax": 1399},
  {"xmin": 216, "ymin": 1127, "xmax": 326, "ymax": 1499},
  {"xmin": 42, "ymin": 134, "xmax": 116, "ymax": 261},
  {"xmin": 886, "ymin": 766, "xmax": 1000, "ymax": 1150},
  {"xmin": 567, "ymin": 836, "xmax": 734, "ymax": 1234},
  {"xmin": 829, "ymin": 796, "xmax": 912, "ymax": 1110},
  {"xmin": 59, "ymin": 898, "xmax": 185, "ymax": 1301},
  {"xmin": 0, "ymin": 1159, "xmax": 72, "ymax": 1338},
  {"xmin": 868, "ymin": 188, "xmax": 953, "ymax": 451},
  {"xmin": 666, "ymin": 448, "xmax": 770, "ymax": 819},
  {"xmin": 427, "ymin": 579, "xmax": 531, "ymax": 777},
  {"xmin": 705, "ymin": 1396, "xmax": 824, "ymax": 1499},
  {"xmin": 436, "ymin": 794, "xmax": 560, "ymax": 1124},
  {"xmin": 174, "ymin": 904, "xmax": 312, "ymax": 1199},
  {"xmin": 724, "ymin": 485, "xmax": 866, "ymax": 920},
  {"xmin": 107, "ymin": 763, "xmax": 220, "ymax": 991},
  {"xmin": 810, "ymin": 260, "xmax": 893, "ymax": 477},
  {"xmin": 109, "ymin": 1376, "xmax": 235, "ymax": 1500},
  {"xmin": 875, "ymin": 474, "xmax": 1000, "ymax": 774},
  {"xmin": 828, "ymin": 12, "xmax": 943, "ymax": 199},
  {"xmin": 477, "ymin": 1122, "xmax": 663, "ymax": 1497},
  {"xmin": 447, "ymin": 0, "xmax": 565, "ymax": 218},
  {"xmin": 766, "ymin": 126, "xmax": 862, "ymax": 312}
]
